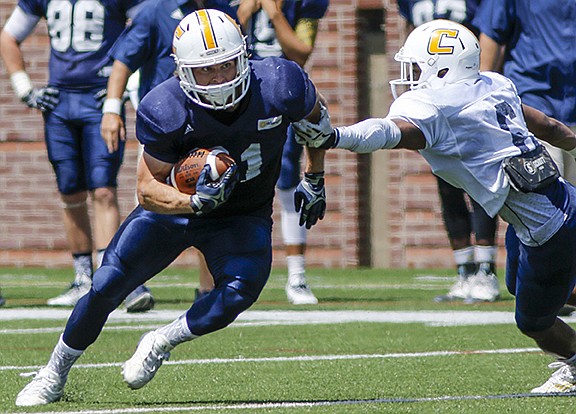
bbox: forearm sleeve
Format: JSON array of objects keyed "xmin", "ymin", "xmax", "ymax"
[{"xmin": 334, "ymin": 118, "xmax": 402, "ymax": 153}]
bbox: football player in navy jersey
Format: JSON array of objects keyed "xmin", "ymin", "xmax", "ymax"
[
  {"xmin": 14, "ymin": 9, "xmax": 329, "ymax": 406},
  {"xmin": 236, "ymin": 0, "xmax": 329, "ymax": 305},
  {"xmin": 101, "ymin": 0, "xmax": 237, "ymax": 302},
  {"xmin": 0, "ymin": 0, "xmax": 154, "ymax": 311},
  {"xmin": 396, "ymin": 0, "xmax": 501, "ymax": 304}
]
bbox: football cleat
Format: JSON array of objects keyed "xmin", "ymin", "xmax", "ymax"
[
  {"xmin": 466, "ymin": 270, "xmax": 500, "ymax": 302},
  {"xmin": 285, "ymin": 283, "xmax": 318, "ymax": 305},
  {"xmin": 125, "ymin": 285, "xmax": 155, "ymax": 313},
  {"xmin": 0, "ymin": 288, "xmax": 5, "ymax": 307},
  {"xmin": 123, "ymin": 331, "xmax": 173, "ymax": 389},
  {"xmin": 531, "ymin": 360, "xmax": 576, "ymax": 394},
  {"xmin": 434, "ymin": 276, "xmax": 469, "ymax": 302},
  {"xmin": 15, "ymin": 368, "xmax": 66, "ymax": 406},
  {"xmin": 47, "ymin": 275, "xmax": 91, "ymax": 306},
  {"xmin": 434, "ymin": 263, "xmax": 476, "ymax": 302}
]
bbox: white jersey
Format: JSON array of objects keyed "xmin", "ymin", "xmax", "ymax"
[{"xmin": 388, "ymin": 71, "xmax": 566, "ymax": 246}]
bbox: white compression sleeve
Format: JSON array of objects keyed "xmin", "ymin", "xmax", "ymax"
[{"xmin": 334, "ymin": 118, "xmax": 402, "ymax": 153}]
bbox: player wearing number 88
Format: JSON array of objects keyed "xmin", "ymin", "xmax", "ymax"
[
  {"xmin": 0, "ymin": 0, "xmax": 156, "ymax": 311},
  {"xmin": 14, "ymin": 9, "xmax": 329, "ymax": 405}
]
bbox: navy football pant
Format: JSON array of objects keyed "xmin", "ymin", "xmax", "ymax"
[
  {"xmin": 505, "ymin": 181, "xmax": 576, "ymax": 332},
  {"xmin": 277, "ymin": 126, "xmax": 303, "ymax": 190},
  {"xmin": 44, "ymin": 89, "xmax": 124, "ymax": 194},
  {"xmin": 63, "ymin": 206, "xmax": 272, "ymax": 350}
]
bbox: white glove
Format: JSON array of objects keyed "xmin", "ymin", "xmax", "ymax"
[{"xmin": 292, "ymin": 102, "xmax": 333, "ymax": 148}]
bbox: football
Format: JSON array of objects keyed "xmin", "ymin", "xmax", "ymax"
[{"xmin": 169, "ymin": 147, "xmax": 235, "ymax": 195}]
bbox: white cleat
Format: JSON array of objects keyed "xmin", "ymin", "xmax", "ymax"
[
  {"xmin": 15, "ymin": 368, "xmax": 66, "ymax": 406},
  {"xmin": 123, "ymin": 331, "xmax": 173, "ymax": 390},
  {"xmin": 466, "ymin": 270, "xmax": 500, "ymax": 302},
  {"xmin": 531, "ymin": 360, "xmax": 576, "ymax": 394},
  {"xmin": 47, "ymin": 275, "xmax": 91, "ymax": 307},
  {"xmin": 285, "ymin": 283, "xmax": 318, "ymax": 305},
  {"xmin": 434, "ymin": 276, "xmax": 470, "ymax": 302}
]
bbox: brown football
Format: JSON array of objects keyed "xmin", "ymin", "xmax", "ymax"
[{"xmin": 169, "ymin": 147, "xmax": 235, "ymax": 195}]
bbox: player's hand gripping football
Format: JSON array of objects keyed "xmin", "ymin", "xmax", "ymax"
[
  {"xmin": 292, "ymin": 102, "xmax": 334, "ymax": 148},
  {"xmin": 294, "ymin": 172, "xmax": 326, "ymax": 229},
  {"xmin": 190, "ymin": 163, "xmax": 239, "ymax": 215},
  {"xmin": 22, "ymin": 86, "xmax": 60, "ymax": 112}
]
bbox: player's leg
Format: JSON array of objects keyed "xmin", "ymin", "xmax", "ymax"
[
  {"xmin": 195, "ymin": 250, "xmax": 215, "ymax": 301},
  {"xmin": 16, "ymin": 208, "xmax": 189, "ymax": 406},
  {"xmin": 42, "ymin": 99, "xmax": 95, "ymax": 306},
  {"xmin": 84, "ymin": 91, "xmax": 154, "ymax": 312},
  {"xmin": 467, "ymin": 196, "xmax": 500, "ymax": 302},
  {"xmin": 122, "ymin": 214, "xmax": 273, "ymax": 389},
  {"xmin": 512, "ymin": 219, "xmax": 576, "ymax": 393},
  {"xmin": 434, "ymin": 177, "xmax": 475, "ymax": 301},
  {"xmin": 277, "ymin": 129, "xmax": 317, "ymax": 304}
]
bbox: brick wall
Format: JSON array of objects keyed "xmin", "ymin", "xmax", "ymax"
[{"xmin": 0, "ymin": 0, "xmax": 508, "ymax": 270}]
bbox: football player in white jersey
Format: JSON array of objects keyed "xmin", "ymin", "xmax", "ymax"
[{"xmin": 294, "ymin": 19, "xmax": 576, "ymax": 393}]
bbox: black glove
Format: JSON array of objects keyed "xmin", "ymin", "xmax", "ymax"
[
  {"xmin": 190, "ymin": 164, "xmax": 239, "ymax": 215},
  {"xmin": 294, "ymin": 172, "xmax": 326, "ymax": 229},
  {"xmin": 22, "ymin": 87, "xmax": 60, "ymax": 112}
]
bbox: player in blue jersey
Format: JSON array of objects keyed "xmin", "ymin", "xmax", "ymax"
[
  {"xmin": 14, "ymin": 9, "xmax": 328, "ymax": 406},
  {"xmin": 397, "ymin": 0, "xmax": 500, "ymax": 303},
  {"xmin": 237, "ymin": 0, "xmax": 329, "ymax": 304},
  {"xmin": 0, "ymin": 0, "xmax": 154, "ymax": 311},
  {"xmin": 294, "ymin": 19, "xmax": 576, "ymax": 394},
  {"xmin": 397, "ymin": 0, "xmax": 478, "ymax": 28},
  {"xmin": 473, "ymin": 0, "xmax": 576, "ymax": 317},
  {"xmin": 101, "ymin": 0, "xmax": 237, "ymax": 302}
]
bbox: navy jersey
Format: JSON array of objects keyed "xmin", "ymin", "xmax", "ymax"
[
  {"xmin": 17, "ymin": 0, "xmax": 141, "ymax": 89},
  {"xmin": 397, "ymin": 0, "xmax": 479, "ymax": 32},
  {"xmin": 136, "ymin": 57, "xmax": 317, "ymax": 217},
  {"xmin": 245, "ymin": 0, "xmax": 328, "ymax": 59},
  {"xmin": 472, "ymin": 0, "xmax": 576, "ymax": 124},
  {"xmin": 109, "ymin": 0, "xmax": 237, "ymax": 99}
]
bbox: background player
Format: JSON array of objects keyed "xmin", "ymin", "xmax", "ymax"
[
  {"xmin": 473, "ymin": 0, "xmax": 576, "ymax": 315},
  {"xmin": 396, "ymin": 0, "xmax": 499, "ymax": 303},
  {"xmin": 0, "ymin": 0, "xmax": 153, "ymax": 311},
  {"xmin": 237, "ymin": 0, "xmax": 329, "ymax": 304},
  {"xmin": 15, "ymin": 9, "xmax": 328, "ymax": 406}
]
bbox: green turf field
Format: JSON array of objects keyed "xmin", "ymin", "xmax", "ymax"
[{"xmin": 0, "ymin": 267, "xmax": 574, "ymax": 413}]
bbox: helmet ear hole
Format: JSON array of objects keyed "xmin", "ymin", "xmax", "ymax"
[{"xmin": 437, "ymin": 68, "xmax": 449, "ymax": 79}]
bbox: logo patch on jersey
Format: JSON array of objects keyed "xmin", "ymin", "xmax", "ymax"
[
  {"xmin": 185, "ymin": 124, "xmax": 194, "ymax": 134},
  {"xmin": 258, "ymin": 116, "xmax": 282, "ymax": 131}
]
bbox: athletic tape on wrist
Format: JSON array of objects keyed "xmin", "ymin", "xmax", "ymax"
[
  {"xmin": 10, "ymin": 71, "xmax": 33, "ymax": 99},
  {"xmin": 102, "ymin": 98, "xmax": 123, "ymax": 115}
]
